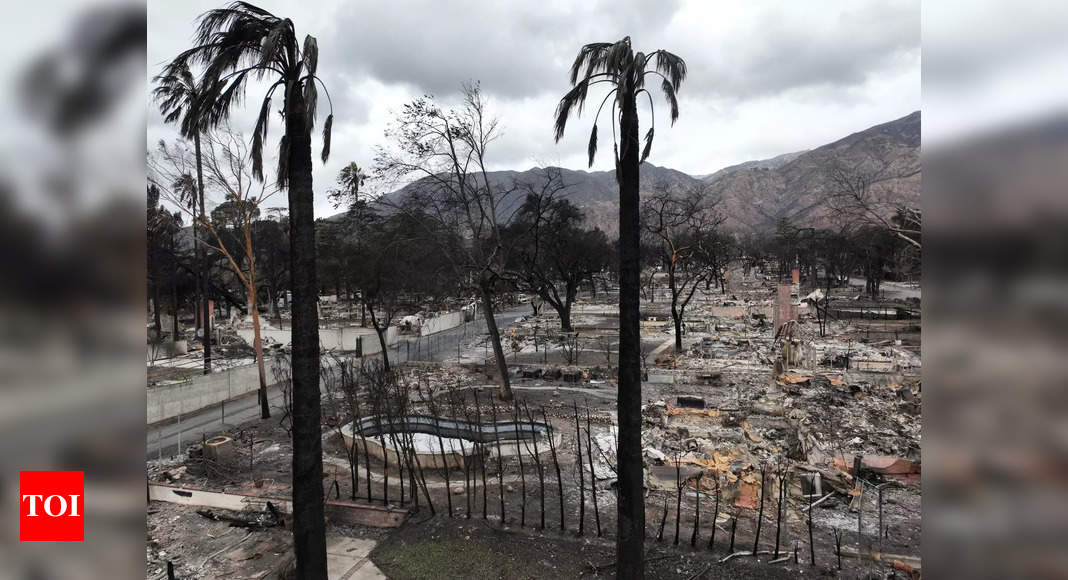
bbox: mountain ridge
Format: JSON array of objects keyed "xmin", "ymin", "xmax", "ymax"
[{"xmin": 343, "ymin": 111, "xmax": 920, "ymax": 234}]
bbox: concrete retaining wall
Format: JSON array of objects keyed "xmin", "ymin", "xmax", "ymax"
[
  {"xmin": 357, "ymin": 326, "xmax": 399, "ymax": 356},
  {"xmin": 150, "ymin": 325, "xmax": 407, "ymax": 425},
  {"xmin": 236, "ymin": 326, "xmax": 399, "ymax": 352},
  {"xmin": 152, "ymin": 310, "xmax": 463, "ymax": 425},
  {"xmin": 147, "ymin": 363, "xmax": 263, "ymax": 424},
  {"xmin": 420, "ymin": 311, "xmax": 465, "ymax": 336}
]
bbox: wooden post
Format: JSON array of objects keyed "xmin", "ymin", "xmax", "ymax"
[
  {"xmin": 729, "ymin": 517, "xmax": 737, "ymax": 552},
  {"xmin": 833, "ymin": 528, "xmax": 843, "ymax": 570},
  {"xmin": 774, "ymin": 469, "xmax": 785, "ymax": 559},
  {"xmin": 708, "ymin": 476, "xmax": 720, "ymax": 551},
  {"xmin": 753, "ymin": 464, "xmax": 766, "ymax": 555},
  {"xmin": 524, "ymin": 402, "xmax": 546, "ymax": 530},
  {"xmin": 878, "ymin": 484, "xmax": 886, "ymax": 556},
  {"xmin": 657, "ymin": 498, "xmax": 668, "ymax": 542},
  {"xmin": 573, "ymin": 400, "xmax": 585, "ymax": 536},
  {"xmin": 432, "ymin": 414, "xmax": 452, "ymax": 517},
  {"xmin": 455, "ymin": 392, "xmax": 472, "ymax": 519},
  {"xmin": 350, "ymin": 398, "xmax": 361, "ymax": 500},
  {"xmin": 542, "ymin": 406, "xmax": 565, "ymax": 531},
  {"xmin": 361, "ymin": 415, "xmax": 373, "ymax": 504},
  {"xmin": 674, "ymin": 453, "xmax": 682, "ymax": 546},
  {"xmin": 408, "ymin": 425, "xmax": 435, "ymax": 515},
  {"xmin": 384, "ymin": 414, "xmax": 404, "ymax": 506},
  {"xmin": 376, "ymin": 412, "xmax": 389, "ymax": 506},
  {"xmin": 514, "ymin": 400, "xmax": 526, "ymax": 528},
  {"xmin": 584, "ymin": 402, "xmax": 601, "ymax": 537},
  {"xmin": 491, "ymin": 397, "xmax": 505, "ymax": 525},
  {"xmin": 808, "ymin": 476, "xmax": 816, "ymax": 565},
  {"xmin": 474, "ymin": 390, "xmax": 488, "ymax": 519},
  {"xmin": 691, "ymin": 473, "xmax": 702, "ymax": 547}
]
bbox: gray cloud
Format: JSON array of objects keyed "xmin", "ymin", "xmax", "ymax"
[
  {"xmin": 147, "ymin": 0, "xmax": 919, "ymax": 217},
  {"xmin": 323, "ymin": 0, "xmax": 682, "ymax": 99}
]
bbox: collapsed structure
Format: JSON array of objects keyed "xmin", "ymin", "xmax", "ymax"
[{"xmin": 147, "ymin": 267, "xmax": 921, "ymax": 578}]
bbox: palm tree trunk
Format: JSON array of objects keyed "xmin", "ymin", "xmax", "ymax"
[
  {"xmin": 480, "ymin": 280, "xmax": 512, "ymax": 400},
  {"xmin": 616, "ymin": 83, "xmax": 645, "ymax": 579},
  {"xmin": 170, "ymin": 234, "xmax": 180, "ymax": 339},
  {"xmin": 193, "ymin": 132, "xmax": 212, "ymax": 374},
  {"xmin": 286, "ymin": 93, "xmax": 329, "ymax": 579}
]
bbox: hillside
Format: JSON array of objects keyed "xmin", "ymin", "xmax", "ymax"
[
  {"xmin": 704, "ymin": 111, "xmax": 920, "ymax": 232},
  {"xmin": 356, "ymin": 111, "xmax": 920, "ymax": 234}
]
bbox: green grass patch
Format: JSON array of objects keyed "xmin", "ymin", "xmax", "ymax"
[{"xmin": 373, "ymin": 538, "xmax": 531, "ymax": 580}]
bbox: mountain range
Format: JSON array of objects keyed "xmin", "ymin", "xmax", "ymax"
[{"xmin": 361, "ymin": 111, "xmax": 920, "ymax": 235}]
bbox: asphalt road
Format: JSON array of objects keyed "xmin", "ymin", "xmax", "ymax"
[{"xmin": 147, "ymin": 304, "xmax": 531, "ymax": 459}]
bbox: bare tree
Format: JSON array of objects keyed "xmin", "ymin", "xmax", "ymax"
[
  {"xmin": 827, "ymin": 157, "xmax": 921, "ymax": 249},
  {"xmin": 321, "ymin": 356, "xmax": 360, "ymax": 499},
  {"xmin": 559, "ymin": 332, "xmax": 583, "ymax": 365},
  {"xmin": 150, "ymin": 129, "xmax": 279, "ymax": 418},
  {"xmin": 507, "ymin": 181, "xmax": 612, "ymax": 332},
  {"xmin": 147, "ymin": 184, "xmax": 184, "ymax": 343},
  {"xmin": 352, "ymin": 210, "xmax": 457, "ymax": 371},
  {"xmin": 641, "ymin": 184, "xmax": 725, "ymax": 351},
  {"xmin": 270, "ymin": 353, "xmax": 294, "ymax": 435},
  {"xmin": 375, "ymin": 83, "xmax": 522, "ymax": 400}
]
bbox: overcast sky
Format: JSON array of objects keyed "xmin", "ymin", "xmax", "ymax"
[{"xmin": 147, "ymin": 0, "xmax": 920, "ymax": 217}]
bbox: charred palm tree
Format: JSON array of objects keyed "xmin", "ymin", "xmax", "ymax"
[
  {"xmin": 174, "ymin": 3, "xmax": 335, "ymax": 577},
  {"xmin": 152, "ymin": 59, "xmax": 214, "ymax": 378},
  {"xmin": 554, "ymin": 37, "xmax": 686, "ymax": 578}
]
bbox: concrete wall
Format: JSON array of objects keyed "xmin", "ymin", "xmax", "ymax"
[
  {"xmin": 236, "ymin": 326, "xmax": 398, "ymax": 353},
  {"xmin": 420, "ymin": 311, "xmax": 464, "ymax": 336},
  {"xmin": 147, "ymin": 363, "xmax": 263, "ymax": 424},
  {"xmin": 357, "ymin": 326, "xmax": 398, "ymax": 356},
  {"xmin": 150, "ymin": 326, "xmax": 405, "ymax": 424},
  {"xmin": 153, "ymin": 310, "xmax": 467, "ymax": 425}
]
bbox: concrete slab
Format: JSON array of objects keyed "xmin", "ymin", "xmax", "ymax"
[
  {"xmin": 326, "ymin": 536, "xmax": 386, "ymax": 579},
  {"xmin": 149, "ymin": 484, "xmax": 407, "ymax": 528}
]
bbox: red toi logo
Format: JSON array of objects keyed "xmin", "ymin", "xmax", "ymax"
[{"xmin": 19, "ymin": 471, "xmax": 84, "ymax": 542}]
